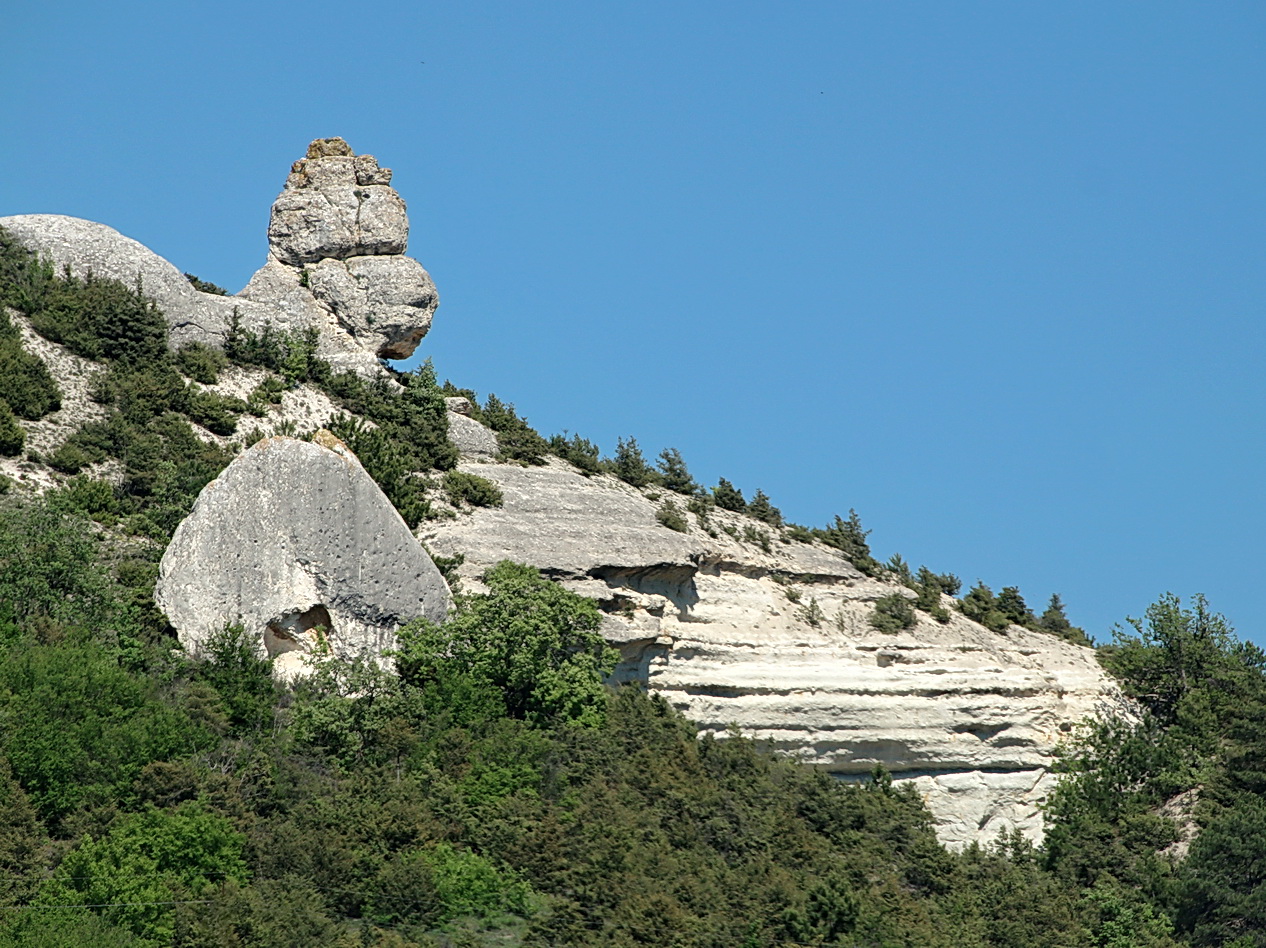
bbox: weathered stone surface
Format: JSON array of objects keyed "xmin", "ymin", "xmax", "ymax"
[
  {"xmin": 422, "ymin": 459, "xmax": 1120, "ymax": 848},
  {"xmin": 157, "ymin": 434, "xmax": 450, "ymax": 678},
  {"xmin": 447, "ymin": 412, "xmax": 498, "ymax": 457},
  {"xmin": 0, "ymin": 214, "xmax": 263, "ymax": 351},
  {"xmin": 267, "ymin": 185, "xmax": 407, "ymax": 266},
  {"xmin": 267, "ymin": 145, "xmax": 408, "ymax": 266},
  {"xmin": 307, "ymin": 255, "xmax": 438, "ymax": 359},
  {"xmin": 4, "ymin": 138, "xmax": 440, "ymax": 376}
]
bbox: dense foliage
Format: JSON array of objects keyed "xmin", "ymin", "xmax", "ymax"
[{"xmin": 5, "ymin": 226, "xmax": 1266, "ymax": 945}]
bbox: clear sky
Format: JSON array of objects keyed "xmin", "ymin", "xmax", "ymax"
[{"xmin": 4, "ymin": 2, "xmax": 1264, "ymax": 645}]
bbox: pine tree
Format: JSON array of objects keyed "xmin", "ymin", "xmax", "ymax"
[
  {"xmin": 656, "ymin": 447, "xmax": 698, "ymax": 495},
  {"xmin": 746, "ymin": 489, "xmax": 782, "ymax": 526},
  {"xmin": 612, "ymin": 436, "xmax": 656, "ymax": 487},
  {"xmin": 712, "ymin": 477, "xmax": 746, "ymax": 511}
]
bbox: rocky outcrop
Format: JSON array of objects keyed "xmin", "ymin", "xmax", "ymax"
[
  {"xmin": 241, "ymin": 138, "xmax": 439, "ymax": 365},
  {"xmin": 445, "ymin": 398, "xmax": 498, "ymax": 458},
  {"xmin": 0, "ymin": 137, "xmax": 439, "ymax": 376},
  {"xmin": 156, "ymin": 432, "xmax": 451, "ymax": 678},
  {"xmin": 421, "ymin": 459, "xmax": 1119, "ymax": 848}
]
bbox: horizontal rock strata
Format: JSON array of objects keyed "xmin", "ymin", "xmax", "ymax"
[{"xmin": 422, "ymin": 455, "xmax": 1119, "ymax": 848}]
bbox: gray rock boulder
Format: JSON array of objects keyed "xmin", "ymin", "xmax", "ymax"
[
  {"xmin": 307, "ymin": 255, "xmax": 438, "ymax": 358},
  {"xmin": 446, "ymin": 411, "xmax": 499, "ymax": 457},
  {"xmin": 156, "ymin": 432, "xmax": 451, "ymax": 677},
  {"xmin": 0, "ymin": 214, "xmax": 265, "ymax": 351}
]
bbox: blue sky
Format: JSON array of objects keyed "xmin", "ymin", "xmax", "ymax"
[{"xmin": 4, "ymin": 2, "xmax": 1265, "ymax": 644}]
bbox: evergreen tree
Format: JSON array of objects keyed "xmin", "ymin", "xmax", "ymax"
[
  {"xmin": 612, "ymin": 436, "xmax": 657, "ymax": 487},
  {"xmin": 712, "ymin": 477, "xmax": 746, "ymax": 511},
  {"xmin": 746, "ymin": 489, "xmax": 782, "ymax": 526},
  {"xmin": 997, "ymin": 586, "xmax": 1035, "ymax": 627},
  {"xmin": 656, "ymin": 447, "xmax": 698, "ymax": 494},
  {"xmin": 1038, "ymin": 594, "xmax": 1092, "ymax": 647},
  {"xmin": 815, "ymin": 509, "xmax": 880, "ymax": 575},
  {"xmin": 0, "ymin": 402, "xmax": 22, "ymax": 457}
]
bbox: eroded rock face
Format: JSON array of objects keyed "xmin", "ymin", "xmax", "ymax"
[
  {"xmin": 421, "ymin": 459, "xmax": 1120, "ymax": 848},
  {"xmin": 0, "ymin": 137, "xmax": 439, "ymax": 377},
  {"xmin": 156, "ymin": 433, "xmax": 450, "ymax": 677}
]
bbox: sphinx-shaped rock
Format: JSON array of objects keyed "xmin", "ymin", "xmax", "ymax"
[
  {"xmin": 156, "ymin": 432, "xmax": 451, "ymax": 677},
  {"xmin": 240, "ymin": 137, "xmax": 439, "ymax": 366},
  {"xmin": 0, "ymin": 137, "xmax": 439, "ymax": 377}
]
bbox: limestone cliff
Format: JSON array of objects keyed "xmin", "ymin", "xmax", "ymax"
[{"xmin": 422, "ymin": 444, "xmax": 1121, "ymax": 848}]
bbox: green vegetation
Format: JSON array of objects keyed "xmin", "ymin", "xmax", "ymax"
[
  {"xmin": 870, "ymin": 592, "xmax": 917, "ymax": 632},
  {"xmin": 611, "ymin": 435, "xmax": 656, "ymax": 487},
  {"xmin": 183, "ymin": 272, "xmax": 227, "ymax": 295},
  {"xmin": 655, "ymin": 497, "xmax": 689, "ymax": 532},
  {"xmin": 0, "ymin": 309, "xmax": 60, "ymax": 421},
  {"xmin": 813, "ymin": 508, "xmax": 882, "ymax": 575},
  {"xmin": 712, "ymin": 476, "xmax": 745, "ymax": 511},
  {"xmin": 442, "ymin": 469, "xmax": 504, "ymax": 508},
  {"xmin": 6, "ymin": 223, "xmax": 1265, "ymax": 946}
]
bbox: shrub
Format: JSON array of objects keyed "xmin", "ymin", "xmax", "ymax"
[
  {"xmin": 1037, "ymin": 594, "xmax": 1092, "ymax": 647},
  {"xmin": 0, "ymin": 402, "xmax": 23, "ymax": 457},
  {"xmin": 814, "ymin": 509, "xmax": 881, "ymax": 576},
  {"xmin": 742, "ymin": 524, "xmax": 772, "ymax": 553},
  {"xmin": 797, "ymin": 597, "xmax": 826, "ymax": 628},
  {"xmin": 959, "ymin": 582, "xmax": 1009, "ymax": 632},
  {"xmin": 482, "ymin": 394, "xmax": 549, "ymax": 465},
  {"xmin": 396, "ymin": 560, "xmax": 615, "ymax": 727},
  {"xmin": 29, "ymin": 272, "xmax": 168, "ymax": 365},
  {"xmin": 175, "ymin": 342, "xmax": 227, "ymax": 384},
  {"xmin": 186, "ymin": 388, "xmax": 246, "ymax": 436},
  {"xmin": 870, "ymin": 594, "xmax": 916, "ymax": 632},
  {"xmin": 184, "ymin": 273, "xmax": 227, "ymax": 295},
  {"xmin": 747, "ymin": 489, "xmax": 783, "ymax": 526},
  {"xmin": 443, "ymin": 470, "xmax": 504, "ymax": 508},
  {"xmin": 549, "ymin": 432, "xmax": 602, "ymax": 475},
  {"xmin": 0, "ymin": 312, "xmax": 60, "ymax": 420},
  {"xmin": 656, "ymin": 498, "xmax": 689, "ymax": 533},
  {"xmin": 0, "ymin": 225, "xmax": 54, "ymax": 314},
  {"xmin": 49, "ymin": 477, "xmax": 117, "ymax": 522}
]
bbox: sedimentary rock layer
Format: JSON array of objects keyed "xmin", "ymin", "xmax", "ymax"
[{"xmin": 422, "ymin": 454, "xmax": 1119, "ymax": 848}]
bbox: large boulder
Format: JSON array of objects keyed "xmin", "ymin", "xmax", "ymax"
[
  {"xmin": 0, "ymin": 137, "xmax": 440, "ymax": 377},
  {"xmin": 156, "ymin": 432, "xmax": 451, "ymax": 677}
]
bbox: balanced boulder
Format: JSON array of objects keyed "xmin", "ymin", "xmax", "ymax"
[{"xmin": 156, "ymin": 432, "xmax": 450, "ymax": 677}]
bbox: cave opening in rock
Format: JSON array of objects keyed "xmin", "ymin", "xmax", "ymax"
[{"xmin": 264, "ymin": 604, "xmax": 334, "ymax": 658}]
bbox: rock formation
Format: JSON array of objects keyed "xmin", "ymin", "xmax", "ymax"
[
  {"xmin": 156, "ymin": 432, "xmax": 451, "ymax": 678},
  {"xmin": 422, "ymin": 449, "xmax": 1121, "ymax": 848},
  {"xmin": 0, "ymin": 137, "xmax": 438, "ymax": 376}
]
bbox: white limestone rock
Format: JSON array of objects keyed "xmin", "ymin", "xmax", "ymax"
[
  {"xmin": 421, "ymin": 459, "xmax": 1120, "ymax": 848},
  {"xmin": 306, "ymin": 255, "xmax": 438, "ymax": 359},
  {"xmin": 156, "ymin": 432, "xmax": 451, "ymax": 678},
  {"xmin": 447, "ymin": 412, "xmax": 499, "ymax": 458},
  {"xmin": 0, "ymin": 214, "xmax": 267, "ymax": 352}
]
